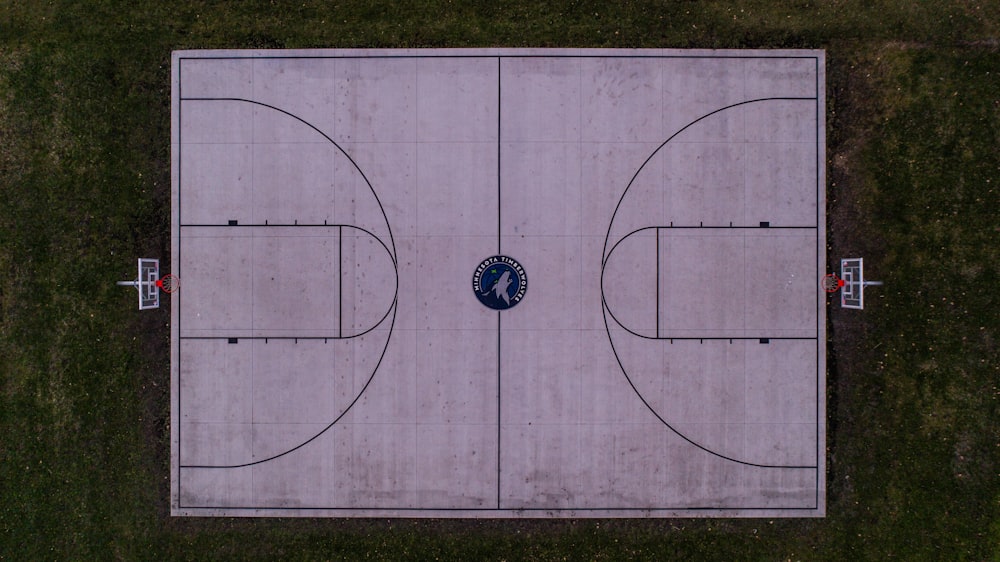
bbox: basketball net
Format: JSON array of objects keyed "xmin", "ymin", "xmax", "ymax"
[
  {"xmin": 156, "ymin": 274, "xmax": 180, "ymax": 293},
  {"xmin": 821, "ymin": 273, "xmax": 844, "ymax": 293}
]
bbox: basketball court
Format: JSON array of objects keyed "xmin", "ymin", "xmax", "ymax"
[{"xmin": 170, "ymin": 48, "xmax": 826, "ymax": 517}]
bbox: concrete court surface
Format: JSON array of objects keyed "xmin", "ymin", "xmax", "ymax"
[{"xmin": 170, "ymin": 49, "xmax": 827, "ymax": 517}]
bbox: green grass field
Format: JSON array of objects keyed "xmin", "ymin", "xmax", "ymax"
[{"xmin": 2, "ymin": 1, "xmax": 998, "ymax": 559}]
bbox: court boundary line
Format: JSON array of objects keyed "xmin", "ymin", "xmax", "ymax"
[{"xmin": 173, "ymin": 52, "xmax": 824, "ymax": 514}]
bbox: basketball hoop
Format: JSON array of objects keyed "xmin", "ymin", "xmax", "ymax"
[
  {"xmin": 821, "ymin": 273, "xmax": 844, "ymax": 293},
  {"xmin": 156, "ymin": 274, "xmax": 180, "ymax": 293}
]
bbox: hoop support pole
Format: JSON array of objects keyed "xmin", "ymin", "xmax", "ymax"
[{"xmin": 117, "ymin": 280, "xmax": 158, "ymax": 287}]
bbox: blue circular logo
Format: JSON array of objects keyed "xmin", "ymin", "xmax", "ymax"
[{"xmin": 473, "ymin": 255, "xmax": 527, "ymax": 310}]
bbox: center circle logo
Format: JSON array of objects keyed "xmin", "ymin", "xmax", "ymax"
[{"xmin": 473, "ymin": 255, "xmax": 527, "ymax": 310}]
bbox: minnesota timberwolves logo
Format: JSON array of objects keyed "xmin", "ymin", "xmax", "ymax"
[{"xmin": 473, "ymin": 255, "xmax": 527, "ymax": 310}]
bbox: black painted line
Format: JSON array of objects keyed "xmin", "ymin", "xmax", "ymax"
[
  {"xmin": 815, "ymin": 55, "xmax": 823, "ymax": 499},
  {"xmin": 603, "ymin": 228, "xmax": 820, "ymax": 342},
  {"xmin": 601, "ymin": 96, "xmax": 817, "ymax": 266},
  {"xmin": 179, "ymin": 335, "xmax": 819, "ymax": 342},
  {"xmin": 180, "ymin": 55, "xmax": 822, "ymax": 62},
  {"xmin": 181, "ymin": 97, "xmax": 397, "ymax": 264},
  {"xmin": 650, "ymin": 224, "xmax": 816, "ymax": 230},
  {"xmin": 181, "ymin": 225, "xmax": 395, "ymax": 291},
  {"xmin": 496, "ymin": 311, "xmax": 502, "ymax": 509},
  {"xmin": 180, "ymin": 334, "xmax": 379, "ymax": 342},
  {"xmin": 176, "ymin": 500, "xmax": 820, "ymax": 512},
  {"xmin": 177, "ymin": 63, "xmax": 183, "ymax": 497},
  {"xmin": 602, "ymin": 300, "xmax": 817, "ymax": 469},
  {"xmin": 339, "ymin": 225, "xmax": 343, "ymax": 340},
  {"xmin": 182, "ymin": 223, "xmax": 363, "ymax": 227},
  {"xmin": 180, "ymin": 506, "xmax": 819, "ymax": 512},
  {"xmin": 177, "ymin": 54, "xmax": 825, "ymax": 510},
  {"xmin": 180, "ymin": 83, "xmax": 397, "ymax": 479},
  {"xmin": 180, "ymin": 300, "xmax": 398, "ymax": 469},
  {"xmin": 497, "ymin": 56, "xmax": 502, "ymax": 255},
  {"xmin": 628, "ymin": 334, "xmax": 819, "ymax": 342},
  {"xmin": 496, "ymin": 57, "xmax": 502, "ymax": 509},
  {"xmin": 648, "ymin": 336, "xmax": 814, "ymax": 341},
  {"xmin": 179, "ymin": 506, "xmax": 819, "ymax": 512}
]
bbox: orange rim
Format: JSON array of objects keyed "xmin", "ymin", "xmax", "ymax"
[
  {"xmin": 821, "ymin": 274, "xmax": 842, "ymax": 293},
  {"xmin": 157, "ymin": 274, "xmax": 180, "ymax": 293}
]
